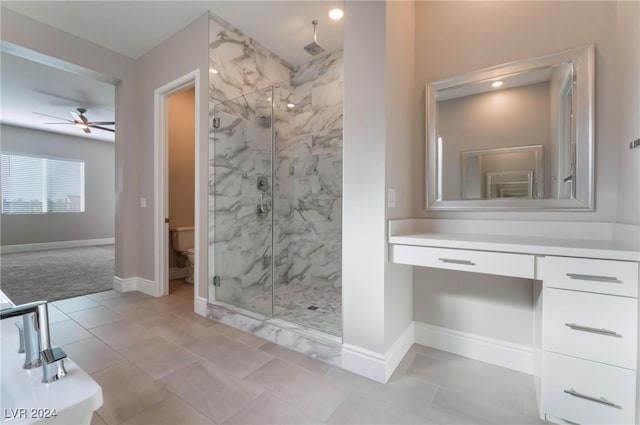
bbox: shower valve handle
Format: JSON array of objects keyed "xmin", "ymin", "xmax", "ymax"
[{"xmin": 257, "ymin": 176, "xmax": 269, "ymax": 193}]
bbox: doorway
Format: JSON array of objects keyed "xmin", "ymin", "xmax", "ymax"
[
  {"xmin": 167, "ymin": 88, "xmax": 195, "ymax": 295},
  {"xmin": 0, "ymin": 48, "xmax": 116, "ymax": 305},
  {"xmin": 153, "ymin": 70, "xmax": 201, "ymax": 303}
]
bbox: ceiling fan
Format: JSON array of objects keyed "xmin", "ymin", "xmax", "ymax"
[{"xmin": 34, "ymin": 107, "xmax": 115, "ymax": 134}]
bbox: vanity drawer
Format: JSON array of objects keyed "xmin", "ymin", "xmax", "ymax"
[
  {"xmin": 543, "ymin": 257, "xmax": 638, "ymax": 297},
  {"xmin": 391, "ymin": 245, "xmax": 534, "ymax": 279},
  {"xmin": 542, "ymin": 351, "xmax": 637, "ymax": 425},
  {"xmin": 544, "ymin": 288, "xmax": 638, "ymax": 369}
]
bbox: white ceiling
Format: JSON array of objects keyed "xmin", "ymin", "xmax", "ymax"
[
  {"xmin": 0, "ymin": 1, "xmax": 344, "ymax": 142},
  {"xmin": 1, "ymin": 51, "xmax": 116, "ymax": 142},
  {"xmin": 207, "ymin": 1, "xmax": 344, "ymax": 67},
  {"xmin": 1, "ymin": 1, "xmax": 344, "ymax": 66}
]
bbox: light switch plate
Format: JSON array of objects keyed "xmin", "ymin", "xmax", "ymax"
[
  {"xmin": 387, "ymin": 188, "xmax": 396, "ymax": 208},
  {"xmin": 140, "ymin": 197, "xmax": 146, "ymax": 208}
]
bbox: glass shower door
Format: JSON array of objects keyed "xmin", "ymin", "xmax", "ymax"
[{"xmin": 211, "ymin": 87, "xmax": 273, "ymax": 317}]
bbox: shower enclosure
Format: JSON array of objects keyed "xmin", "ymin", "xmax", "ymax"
[{"xmin": 209, "ymin": 82, "xmax": 343, "ymax": 336}]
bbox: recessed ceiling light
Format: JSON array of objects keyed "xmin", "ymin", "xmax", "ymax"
[
  {"xmin": 287, "ymin": 103, "xmax": 295, "ymax": 109},
  {"xmin": 491, "ymin": 80, "xmax": 504, "ymax": 88},
  {"xmin": 209, "ymin": 68, "xmax": 219, "ymax": 74},
  {"xmin": 329, "ymin": 8, "xmax": 344, "ymax": 20}
]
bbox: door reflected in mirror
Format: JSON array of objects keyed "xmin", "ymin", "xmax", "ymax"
[{"xmin": 426, "ymin": 45, "xmax": 594, "ymax": 210}]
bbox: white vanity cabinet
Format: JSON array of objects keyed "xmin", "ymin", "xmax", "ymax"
[
  {"xmin": 388, "ymin": 219, "xmax": 640, "ymax": 425},
  {"xmin": 541, "ymin": 257, "xmax": 639, "ymax": 425}
]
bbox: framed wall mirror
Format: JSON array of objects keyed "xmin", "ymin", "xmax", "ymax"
[{"xmin": 426, "ymin": 45, "xmax": 594, "ymax": 210}]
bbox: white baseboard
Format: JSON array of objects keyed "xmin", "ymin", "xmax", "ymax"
[
  {"xmin": 342, "ymin": 343, "xmax": 387, "ymax": 383},
  {"xmin": 1, "ymin": 238, "xmax": 115, "ymax": 254},
  {"xmin": 342, "ymin": 322, "xmax": 415, "ymax": 383},
  {"xmin": 169, "ymin": 267, "xmax": 188, "ymax": 280},
  {"xmin": 413, "ymin": 321, "xmax": 533, "ymax": 375},
  {"xmin": 112, "ymin": 276, "xmax": 136, "ymax": 293},
  {"xmin": 112, "ymin": 276, "xmax": 206, "ymax": 315},
  {"xmin": 195, "ymin": 296, "xmax": 207, "ymax": 317},
  {"xmin": 136, "ymin": 277, "xmax": 157, "ymax": 297},
  {"xmin": 112, "ymin": 276, "xmax": 157, "ymax": 297},
  {"xmin": 385, "ymin": 322, "xmax": 415, "ymax": 381}
]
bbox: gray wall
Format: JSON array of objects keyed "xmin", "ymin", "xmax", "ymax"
[
  {"xmin": 341, "ymin": 0, "xmax": 416, "ymax": 360},
  {"xmin": 1, "ymin": 8, "xmax": 140, "ymax": 279},
  {"xmin": 412, "ymin": 1, "xmax": 621, "ymax": 346},
  {"xmin": 342, "ymin": 0, "xmax": 388, "ymax": 354},
  {"xmin": 413, "ymin": 268, "xmax": 534, "ymax": 346},
  {"xmin": 1, "ymin": 124, "xmax": 114, "ymax": 245},
  {"xmin": 136, "ymin": 13, "xmax": 209, "ymax": 298},
  {"xmin": 414, "ymin": 1, "xmax": 619, "ymax": 222},
  {"xmin": 383, "ymin": 0, "xmax": 415, "ymax": 352}
]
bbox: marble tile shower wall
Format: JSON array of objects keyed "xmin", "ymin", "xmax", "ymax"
[
  {"xmin": 208, "ymin": 14, "xmax": 343, "ymax": 334},
  {"xmin": 208, "ymin": 15, "xmax": 291, "ymax": 103},
  {"xmin": 275, "ymin": 52, "xmax": 343, "ymax": 295}
]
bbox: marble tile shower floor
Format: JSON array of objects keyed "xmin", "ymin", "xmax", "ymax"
[
  {"xmin": 42, "ymin": 280, "xmax": 547, "ymax": 425},
  {"xmin": 232, "ymin": 283, "xmax": 342, "ymax": 336}
]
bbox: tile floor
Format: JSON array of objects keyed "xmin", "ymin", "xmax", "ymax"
[
  {"xmin": 235, "ymin": 283, "xmax": 343, "ymax": 336},
  {"xmin": 42, "ymin": 280, "xmax": 549, "ymax": 425}
]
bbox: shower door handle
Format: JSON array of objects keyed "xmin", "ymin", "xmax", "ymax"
[{"xmin": 257, "ymin": 193, "xmax": 270, "ymax": 218}]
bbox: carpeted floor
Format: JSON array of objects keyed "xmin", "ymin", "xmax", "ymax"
[{"xmin": 0, "ymin": 245, "xmax": 114, "ymax": 305}]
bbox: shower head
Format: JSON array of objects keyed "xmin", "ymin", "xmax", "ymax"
[{"xmin": 304, "ymin": 20, "xmax": 325, "ymax": 56}]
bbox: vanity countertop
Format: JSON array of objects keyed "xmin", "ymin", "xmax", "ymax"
[{"xmin": 388, "ymin": 219, "xmax": 640, "ymax": 262}]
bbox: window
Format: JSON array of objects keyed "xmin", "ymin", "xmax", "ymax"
[{"xmin": 1, "ymin": 154, "xmax": 85, "ymax": 214}]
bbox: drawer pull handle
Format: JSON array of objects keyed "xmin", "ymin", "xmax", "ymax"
[
  {"xmin": 566, "ymin": 273, "xmax": 621, "ymax": 283},
  {"xmin": 438, "ymin": 258, "xmax": 475, "ymax": 266},
  {"xmin": 564, "ymin": 323, "xmax": 622, "ymax": 337},
  {"xmin": 563, "ymin": 388, "xmax": 622, "ymax": 409}
]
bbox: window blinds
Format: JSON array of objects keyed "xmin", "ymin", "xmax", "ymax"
[{"xmin": 1, "ymin": 154, "xmax": 85, "ymax": 214}]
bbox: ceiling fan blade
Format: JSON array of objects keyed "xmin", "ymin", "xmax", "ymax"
[
  {"xmin": 81, "ymin": 126, "xmax": 91, "ymax": 134},
  {"xmin": 33, "ymin": 112, "xmax": 73, "ymax": 122},
  {"xmin": 87, "ymin": 121, "xmax": 116, "ymax": 125},
  {"xmin": 88, "ymin": 124, "xmax": 115, "ymax": 133},
  {"xmin": 43, "ymin": 122, "xmax": 76, "ymax": 125}
]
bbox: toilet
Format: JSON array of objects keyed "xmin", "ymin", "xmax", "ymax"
[{"xmin": 170, "ymin": 226, "xmax": 195, "ymax": 284}]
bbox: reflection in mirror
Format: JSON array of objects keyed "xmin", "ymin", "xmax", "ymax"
[
  {"xmin": 426, "ymin": 45, "xmax": 594, "ymax": 210},
  {"xmin": 461, "ymin": 145, "xmax": 543, "ymax": 200},
  {"xmin": 486, "ymin": 171, "xmax": 533, "ymax": 199}
]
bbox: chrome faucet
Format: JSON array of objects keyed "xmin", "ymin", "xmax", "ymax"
[{"xmin": 0, "ymin": 301, "xmax": 67, "ymax": 383}]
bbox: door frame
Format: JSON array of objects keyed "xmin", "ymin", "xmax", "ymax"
[{"xmin": 153, "ymin": 70, "xmax": 201, "ymax": 298}]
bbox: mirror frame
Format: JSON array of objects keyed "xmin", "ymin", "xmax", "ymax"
[{"xmin": 426, "ymin": 45, "xmax": 594, "ymax": 210}]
